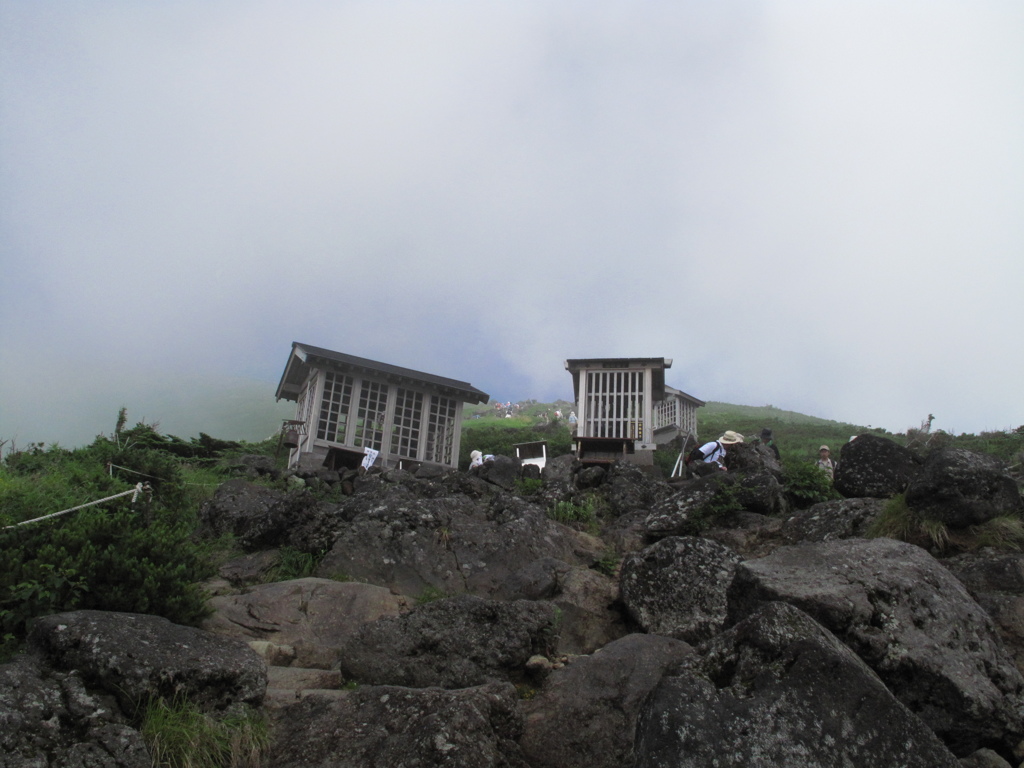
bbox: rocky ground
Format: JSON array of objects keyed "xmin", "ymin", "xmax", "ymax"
[{"xmin": 3, "ymin": 436, "xmax": 1024, "ymax": 767}]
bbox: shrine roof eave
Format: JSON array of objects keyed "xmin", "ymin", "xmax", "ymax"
[{"xmin": 275, "ymin": 342, "xmax": 490, "ymax": 404}]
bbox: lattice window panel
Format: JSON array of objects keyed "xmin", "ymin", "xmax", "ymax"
[
  {"xmin": 390, "ymin": 388, "xmax": 424, "ymax": 459},
  {"xmin": 317, "ymin": 371, "xmax": 354, "ymax": 442},
  {"xmin": 354, "ymin": 379, "xmax": 389, "ymax": 450},
  {"xmin": 425, "ymin": 396, "xmax": 457, "ymax": 465},
  {"xmin": 654, "ymin": 398, "xmax": 679, "ymax": 431},
  {"xmin": 583, "ymin": 370, "xmax": 645, "ymax": 440}
]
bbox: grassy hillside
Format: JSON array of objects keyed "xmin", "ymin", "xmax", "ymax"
[
  {"xmin": 697, "ymin": 401, "xmax": 891, "ymax": 464},
  {"xmin": 462, "ymin": 399, "xmax": 1023, "ymax": 470},
  {"xmin": 460, "ymin": 399, "xmax": 882, "ymax": 468}
]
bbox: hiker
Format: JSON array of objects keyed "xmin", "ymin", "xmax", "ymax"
[
  {"xmin": 687, "ymin": 431, "xmax": 744, "ymax": 472},
  {"xmin": 568, "ymin": 411, "xmax": 578, "ymax": 435},
  {"xmin": 816, "ymin": 445, "xmax": 837, "ymax": 480},
  {"xmin": 759, "ymin": 427, "xmax": 781, "ymax": 460}
]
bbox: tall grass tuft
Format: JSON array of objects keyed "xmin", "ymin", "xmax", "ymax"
[
  {"xmin": 969, "ymin": 516, "xmax": 1024, "ymax": 551},
  {"xmin": 141, "ymin": 695, "xmax": 269, "ymax": 768}
]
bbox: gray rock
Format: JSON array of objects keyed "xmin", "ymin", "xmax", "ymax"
[
  {"xmin": 600, "ymin": 462, "xmax": 672, "ymax": 517},
  {"xmin": 224, "ymin": 453, "xmax": 279, "ymax": 479},
  {"xmin": 643, "ymin": 473, "xmax": 732, "ymax": 539},
  {"xmin": 620, "ymin": 536, "xmax": 742, "ymax": 643},
  {"xmin": 726, "ymin": 441, "xmax": 784, "ymax": 479},
  {"xmin": 728, "ymin": 538, "xmax": 1024, "ymax": 757},
  {"xmin": 0, "ymin": 654, "xmax": 151, "ymax": 768},
  {"xmin": 548, "ymin": 566, "xmax": 630, "ymax": 654},
  {"xmin": 519, "ymin": 633, "xmax": 692, "ymax": 768},
  {"xmin": 316, "ymin": 489, "xmax": 584, "ymax": 599},
  {"xmin": 197, "ymin": 479, "xmax": 336, "ymax": 553},
  {"xmin": 268, "ymin": 682, "xmax": 529, "ymax": 768},
  {"xmin": 780, "ymin": 497, "xmax": 886, "ymax": 544},
  {"xmin": 724, "ymin": 442, "xmax": 787, "ymax": 515},
  {"xmin": 29, "ymin": 610, "xmax": 267, "ymax": 713},
  {"xmin": 542, "ymin": 453, "xmax": 579, "ymax": 487},
  {"xmin": 704, "ymin": 509, "xmax": 785, "ymax": 558},
  {"xmin": 415, "ymin": 462, "xmax": 447, "ymax": 480},
  {"xmin": 959, "ymin": 748, "xmax": 1014, "ymax": 768},
  {"xmin": 633, "ymin": 601, "xmax": 961, "ymax": 768},
  {"xmin": 905, "ymin": 447, "xmax": 1023, "ymax": 528},
  {"xmin": 577, "ymin": 465, "xmax": 607, "ymax": 488},
  {"xmin": 945, "ymin": 550, "xmax": 1024, "ymax": 676},
  {"xmin": 834, "ymin": 434, "xmax": 921, "ymax": 498},
  {"xmin": 335, "ymin": 594, "xmax": 559, "ymax": 688},
  {"xmin": 505, "ymin": 558, "xmax": 628, "ymax": 653},
  {"xmin": 476, "ymin": 454, "xmax": 522, "ymax": 490},
  {"xmin": 202, "ymin": 578, "xmax": 410, "ymax": 669},
  {"xmin": 198, "ymin": 478, "xmax": 283, "ymax": 537},
  {"xmin": 506, "ymin": 557, "xmax": 571, "ymax": 600},
  {"xmin": 217, "ymin": 548, "xmax": 281, "ymax": 587}
]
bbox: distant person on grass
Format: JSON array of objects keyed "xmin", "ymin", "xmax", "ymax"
[
  {"xmin": 758, "ymin": 427, "xmax": 781, "ymax": 460},
  {"xmin": 816, "ymin": 445, "xmax": 836, "ymax": 480}
]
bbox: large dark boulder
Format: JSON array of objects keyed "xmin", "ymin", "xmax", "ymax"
[
  {"xmin": 506, "ymin": 558, "xmax": 629, "ymax": 654},
  {"xmin": 725, "ymin": 441, "xmax": 783, "ymax": 479},
  {"xmin": 29, "ymin": 610, "xmax": 267, "ymax": 713},
  {"xmin": 905, "ymin": 447, "xmax": 1023, "ymax": 528},
  {"xmin": 335, "ymin": 594, "xmax": 559, "ymax": 689},
  {"xmin": 780, "ymin": 497, "xmax": 886, "ymax": 544},
  {"xmin": 268, "ymin": 682, "xmax": 530, "ymax": 768},
  {"xmin": 197, "ymin": 479, "xmax": 336, "ymax": 553},
  {"xmin": 519, "ymin": 633, "xmax": 693, "ymax": 768},
  {"xmin": 474, "ymin": 454, "xmax": 522, "ymax": 490},
  {"xmin": 723, "ymin": 443, "xmax": 786, "ymax": 515},
  {"xmin": 643, "ymin": 473, "xmax": 734, "ymax": 539},
  {"xmin": 945, "ymin": 550, "xmax": 1024, "ymax": 676},
  {"xmin": 0, "ymin": 654, "xmax": 151, "ymax": 768},
  {"xmin": 728, "ymin": 538, "xmax": 1024, "ymax": 758},
  {"xmin": 633, "ymin": 601, "xmax": 961, "ymax": 768},
  {"xmin": 599, "ymin": 462, "xmax": 672, "ymax": 517},
  {"xmin": 620, "ymin": 536, "xmax": 742, "ymax": 643},
  {"xmin": 316, "ymin": 488, "xmax": 585, "ymax": 599},
  {"xmin": 834, "ymin": 434, "xmax": 921, "ymax": 498}
]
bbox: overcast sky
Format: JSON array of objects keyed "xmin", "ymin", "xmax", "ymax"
[{"xmin": 2, "ymin": 1, "xmax": 1022, "ymax": 448}]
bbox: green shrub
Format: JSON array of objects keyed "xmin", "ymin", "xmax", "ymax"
[
  {"xmin": 548, "ymin": 497, "xmax": 595, "ymax": 525},
  {"xmin": 0, "ymin": 437, "xmax": 214, "ymax": 657},
  {"xmin": 141, "ymin": 695, "xmax": 268, "ymax": 768},
  {"xmin": 782, "ymin": 460, "xmax": 840, "ymax": 509},
  {"xmin": 514, "ymin": 478, "xmax": 544, "ymax": 496}
]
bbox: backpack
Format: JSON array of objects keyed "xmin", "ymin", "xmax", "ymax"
[{"xmin": 685, "ymin": 443, "xmax": 713, "ymax": 465}]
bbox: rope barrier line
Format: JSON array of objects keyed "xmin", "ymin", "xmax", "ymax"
[
  {"xmin": 107, "ymin": 463, "xmax": 165, "ymax": 481},
  {"xmin": 3, "ymin": 483, "xmax": 149, "ymax": 529}
]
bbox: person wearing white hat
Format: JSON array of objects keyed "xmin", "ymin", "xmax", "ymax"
[
  {"xmin": 688, "ymin": 430, "xmax": 745, "ymax": 472},
  {"xmin": 816, "ymin": 445, "xmax": 836, "ymax": 480}
]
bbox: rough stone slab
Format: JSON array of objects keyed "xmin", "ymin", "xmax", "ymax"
[
  {"xmin": 268, "ymin": 682, "xmax": 530, "ymax": 768},
  {"xmin": 634, "ymin": 602, "xmax": 961, "ymax": 768},
  {"xmin": 29, "ymin": 610, "xmax": 267, "ymax": 713},
  {"xmin": 519, "ymin": 633, "xmax": 692, "ymax": 768},
  {"xmin": 202, "ymin": 577, "xmax": 409, "ymax": 669},
  {"xmin": 728, "ymin": 537, "xmax": 1024, "ymax": 757}
]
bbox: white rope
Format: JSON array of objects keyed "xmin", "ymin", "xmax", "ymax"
[
  {"xmin": 107, "ymin": 462, "xmax": 165, "ymax": 481},
  {"xmin": 3, "ymin": 483, "xmax": 148, "ymax": 529}
]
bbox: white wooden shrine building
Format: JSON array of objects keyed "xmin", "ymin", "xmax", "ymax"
[
  {"xmin": 276, "ymin": 342, "xmax": 489, "ymax": 471},
  {"xmin": 564, "ymin": 357, "xmax": 703, "ymax": 465}
]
